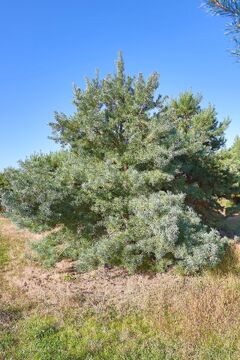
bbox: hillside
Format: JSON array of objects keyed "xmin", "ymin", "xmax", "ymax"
[{"xmin": 1, "ymin": 216, "xmax": 240, "ymax": 359}]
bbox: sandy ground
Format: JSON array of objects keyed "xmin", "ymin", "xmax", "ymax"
[
  {"xmin": 1, "ymin": 215, "xmax": 240, "ymax": 317},
  {"xmin": 0, "ymin": 216, "xmax": 189, "ymax": 311}
]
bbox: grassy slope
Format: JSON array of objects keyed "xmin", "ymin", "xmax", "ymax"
[{"xmin": 1, "ymin": 217, "xmax": 240, "ymax": 359}]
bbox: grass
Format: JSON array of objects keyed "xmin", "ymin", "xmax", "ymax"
[
  {"xmin": 2, "ymin": 216, "xmax": 240, "ymax": 359},
  {"xmin": 0, "ymin": 235, "xmax": 9, "ymax": 270},
  {"xmin": 2, "ymin": 311, "xmax": 180, "ymax": 360},
  {"xmin": 2, "ymin": 303, "xmax": 240, "ymax": 359}
]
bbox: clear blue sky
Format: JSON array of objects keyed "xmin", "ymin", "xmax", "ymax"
[{"xmin": 0, "ymin": 0, "xmax": 239, "ymax": 170}]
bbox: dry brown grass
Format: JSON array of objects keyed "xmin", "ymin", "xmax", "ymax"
[{"xmin": 2, "ymin": 216, "xmax": 240, "ymax": 358}]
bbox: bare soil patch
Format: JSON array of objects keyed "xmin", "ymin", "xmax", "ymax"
[
  {"xmin": 0, "ymin": 216, "xmax": 189, "ymax": 312},
  {"xmin": 1, "ymin": 215, "xmax": 240, "ymax": 333}
]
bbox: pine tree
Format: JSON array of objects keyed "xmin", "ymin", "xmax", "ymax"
[
  {"xmin": 167, "ymin": 91, "xmax": 232, "ymax": 217},
  {"xmin": 2, "ymin": 55, "xmax": 228, "ymax": 274},
  {"xmin": 229, "ymin": 135, "xmax": 240, "ymax": 171},
  {"xmin": 221, "ymin": 136, "xmax": 240, "ymax": 199},
  {"xmin": 205, "ymin": 0, "xmax": 240, "ymax": 57}
]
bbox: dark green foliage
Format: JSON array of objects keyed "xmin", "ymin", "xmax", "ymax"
[
  {"xmin": 229, "ymin": 136, "xmax": 240, "ymax": 200},
  {"xmin": 220, "ymin": 136, "xmax": 240, "ymax": 202},
  {"xmin": 0, "ymin": 172, "xmax": 8, "ymax": 189},
  {"xmin": 167, "ymin": 92, "xmax": 232, "ymax": 216},
  {"xmin": 228, "ymin": 135, "xmax": 240, "ymax": 174},
  {"xmin": 169, "ymin": 92, "xmax": 229, "ymax": 150},
  {"xmin": 0, "ymin": 172, "xmax": 9, "ymax": 211},
  {"xmin": 2, "ymin": 55, "xmax": 230, "ymax": 274},
  {"xmin": 205, "ymin": 0, "xmax": 240, "ymax": 57}
]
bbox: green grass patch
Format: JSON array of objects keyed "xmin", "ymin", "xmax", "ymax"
[
  {"xmin": 0, "ymin": 234, "xmax": 9, "ymax": 269},
  {"xmin": 2, "ymin": 308, "xmax": 240, "ymax": 360},
  {"xmin": 2, "ymin": 310, "xmax": 182, "ymax": 360}
]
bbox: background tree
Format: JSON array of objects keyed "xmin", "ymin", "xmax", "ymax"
[
  {"xmin": 205, "ymin": 0, "xmax": 240, "ymax": 57},
  {"xmin": 167, "ymin": 91, "xmax": 232, "ymax": 219},
  {"xmin": 228, "ymin": 135, "xmax": 240, "ymax": 172},
  {"xmin": 220, "ymin": 136, "xmax": 240, "ymax": 201},
  {"xmin": 0, "ymin": 171, "xmax": 9, "ymax": 211}
]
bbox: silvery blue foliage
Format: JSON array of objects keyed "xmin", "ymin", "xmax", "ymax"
[{"xmin": 2, "ymin": 55, "xmax": 229, "ymax": 274}]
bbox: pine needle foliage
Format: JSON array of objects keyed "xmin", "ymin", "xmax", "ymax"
[
  {"xmin": 220, "ymin": 136, "xmax": 240, "ymax": 200},
  {"xmin": 167, "ymin": 91, "xmax": 232, "ymax": 216},
  {"xmin": 205, "ymin": 0, "xmax": 240, "ymax": 57},
  {"xmin": 0, "ymin": 172, "xmax": 9, "ymax": 211},
  {"xmin": 1, "ymin": 55, "xmax": 229, "ymax": 274}
]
